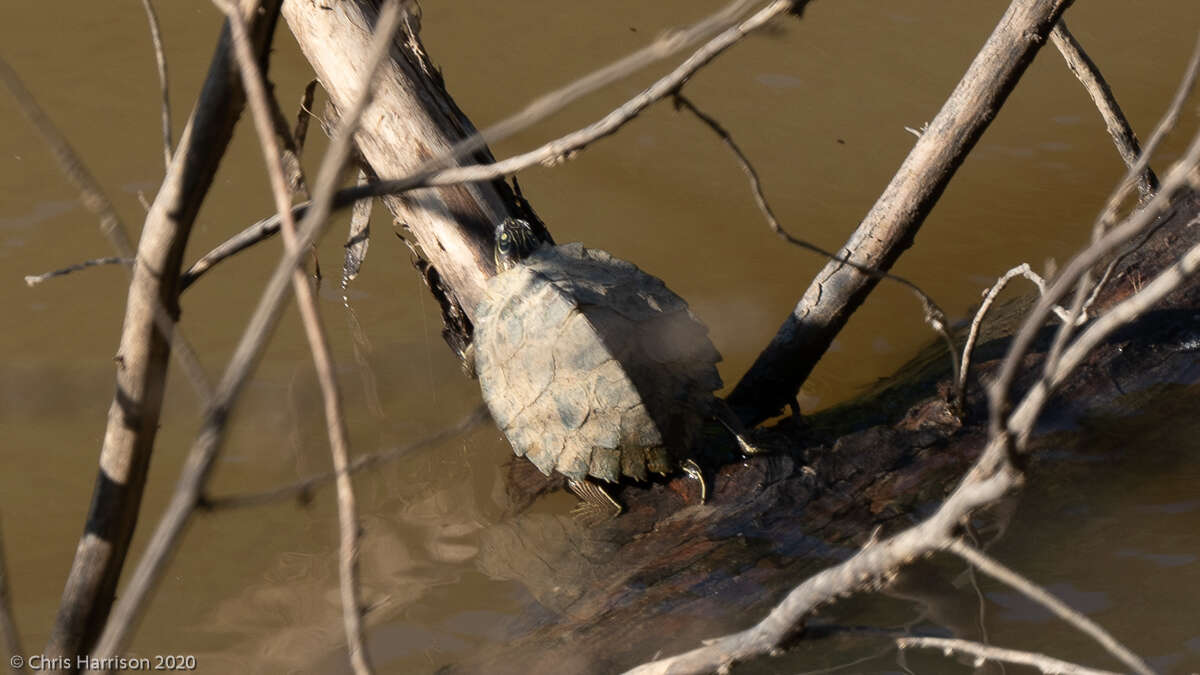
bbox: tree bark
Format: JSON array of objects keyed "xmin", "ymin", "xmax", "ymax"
[{"xmin": 281, "ymin": 0, "xmax": 527, "ymax": 339}]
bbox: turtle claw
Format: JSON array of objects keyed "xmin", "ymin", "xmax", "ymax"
[
  {"xmin": 712, "ymin": 401, "xmax": 764, "ymax": 455},
  {"xmin": 461, "ymin": 342, "xmax": 478, "ymax": 379},
  {"xmin": 681, "ymin": 458, "xmax": 707, "ymax": 504},
  {"xmin": 715, "ymin": 416, "xmax": 764, "ymax": 456},
  {"xmin": 567, "ymin": 478, "xmax": 622, "ymax": 524}
]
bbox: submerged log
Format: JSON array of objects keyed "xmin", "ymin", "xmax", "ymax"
[{"xmin": 449, "ymin": 192, "xmax": 1200, "ymax": 673}]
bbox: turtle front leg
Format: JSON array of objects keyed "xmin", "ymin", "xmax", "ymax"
[{"xmin": 566, "ymin": 478, "xmax": 622, "ymax": 523}]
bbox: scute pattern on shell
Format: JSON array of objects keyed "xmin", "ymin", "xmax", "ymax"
[{"xmin": 475, "ymin": 243, "xmax": 723, "ymax": 482}]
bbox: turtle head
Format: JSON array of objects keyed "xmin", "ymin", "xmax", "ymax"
[{"xmin": 494, "ymin": 218, "xmax": 541, "ymax": 272}]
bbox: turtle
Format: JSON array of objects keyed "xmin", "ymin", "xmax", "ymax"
[{"xmin": 472, "ymin": 217, "xmax": 748, "ymax": 518}]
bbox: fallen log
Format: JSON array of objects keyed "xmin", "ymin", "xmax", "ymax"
[{"xmin": 450, "ymin": 192, "xmax": 1199, "ymax": 673}]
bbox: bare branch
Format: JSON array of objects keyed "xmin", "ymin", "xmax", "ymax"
[
  {"xmin": 896, "ymin": 637, "xmax": 1121, "ymax": 675},
  {"xmin": 1094, "ymin": 33, "xmax": 1200, "ymax": 237},
  {"xmin": 179, "ymin": 210, "xmax": 292, "ymax": 290},
  {"xmin": 416, "ymin": 0, "xmax": 764, "ymax": 173},
  {"xmin": 947, "ymin": 540, "xmax": 1152, "ymax": 675},
  {"xmin": 200, "ymin": 405, "xmax": 489, "ymax": 511},
  {"xmin": 139, "ymin": 0, "xmax": 173, "ymax": 171},
  {"xmin": 24, "ymin": 256, "xmax": 132, "ymax": 287},
  {"xmin": 342, "ymin": 0, "xmax": 801, "ymax": 204},
  {"xmin": 673, "ymin": 93, "xmax": 961, "ymax": 403},
  {"xmin": 1050, "ymin": 20, "xmax": 1157, "ymax": 200},
  {"xmin": 954, "ymin": 263, "xmax": 1077, "ymax": 410},
  {"xmin": 84, "ymin": 2, "xmax": 402, "ymax": 665},
  {"xmin": 183, "ymin": 0, "xmax": 804, "ymax": 297},
  {"xmin": 726, "ymin": 0, "xmax": 1074, "ymax": 426},
  {"xmin": 216, "ymin": 2, "xmax": 406, "ymax": 671},
  {"xmin": 0, "ymin": 520, "xmax": 26, "ymax": 675}
]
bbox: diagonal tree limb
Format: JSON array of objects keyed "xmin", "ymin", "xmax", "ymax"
[
  {"xmin": 726, "ymin": 0, "xmax": 1075, "ymax": 426},
  {"xmin": 948, "ymin": 540, "xmax": 1152, "ymax": 675},
  {"xmin": 672, "ymin": 93, "xmax": 961, "ymax": 406},
  {"xmin": 40, "ymin": 0, "xmax": 283, "ymax": 662},
  {"xmin": 1050, "ymin": 20, "xmax": 1157, "ymax": 200}
]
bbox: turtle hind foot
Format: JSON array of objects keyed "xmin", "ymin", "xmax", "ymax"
[{"xmin": 566, "ymin": 478, "xmax": 622, "ymax": 524}]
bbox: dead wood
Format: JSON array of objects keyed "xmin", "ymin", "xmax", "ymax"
[
  {"xmin": 443, "ymin": 191, "xmax": 1199, "ymax": 674},
  {"xmin": 727, "ymin": 0, "xmax": 1075, "ymax": 426}
]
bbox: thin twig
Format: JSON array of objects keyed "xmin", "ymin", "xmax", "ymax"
[
  {"xmin": 24, "ymin": 256, "xmax": 132, "ymax": 287},
  {"xmin": 84, "ymin": 2, "xmax": 402, "ymax": 667},
  {"xmin": 1012, "ymin": 231, "xmax": 1200, "ymax": 450},
  {"xmin": 954, "ymin": 263, "xmax": 1076, "ymax": 411},
  {"xmin": 412, "ymin": 0, "xmax": 762, "ymax": 173},
  {"xmin": 179, "ymin": 208, "xmax": 298, "ymax": 290},
  {"xmin": 337, "ymin": 0, "xmax": 801, "ymax": 203},
  {"xmin": 896, "ymin": 637, "xmax": 1121, "ymax": 675},
  {"xmin": 1050, "ymin": 20, "xmax": 1156, "ymax": 200},
  {"xmin": 673, "ymin": 93, "xmax": 961, "ymax": 397},
  {"xmin": 200, "ymin": 405, "xmax": 489, "ymax": 510},
  {"xmin": 947, "ymin": 541, "xmax": 1152, "ymax": 675},
  {"xmin": 217, "ymin": 3, "xmax": 405, "ymax": 670},
  {"xmin": 0, "ymin": 520, "xmax": 26, "ymax": 675},
  {"xmin": 140, "ymin": 0, "xmax": 173, "ymax": 171}
]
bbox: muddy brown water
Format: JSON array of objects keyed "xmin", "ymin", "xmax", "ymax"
[{"xmin": 2, "ymin": 1, "xmax": 1198, "ymax": 673}]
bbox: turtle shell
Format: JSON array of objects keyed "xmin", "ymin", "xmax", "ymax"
[{"xmin": 474, "ymin": 243, "xmax": 723, "ymax": 483}]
